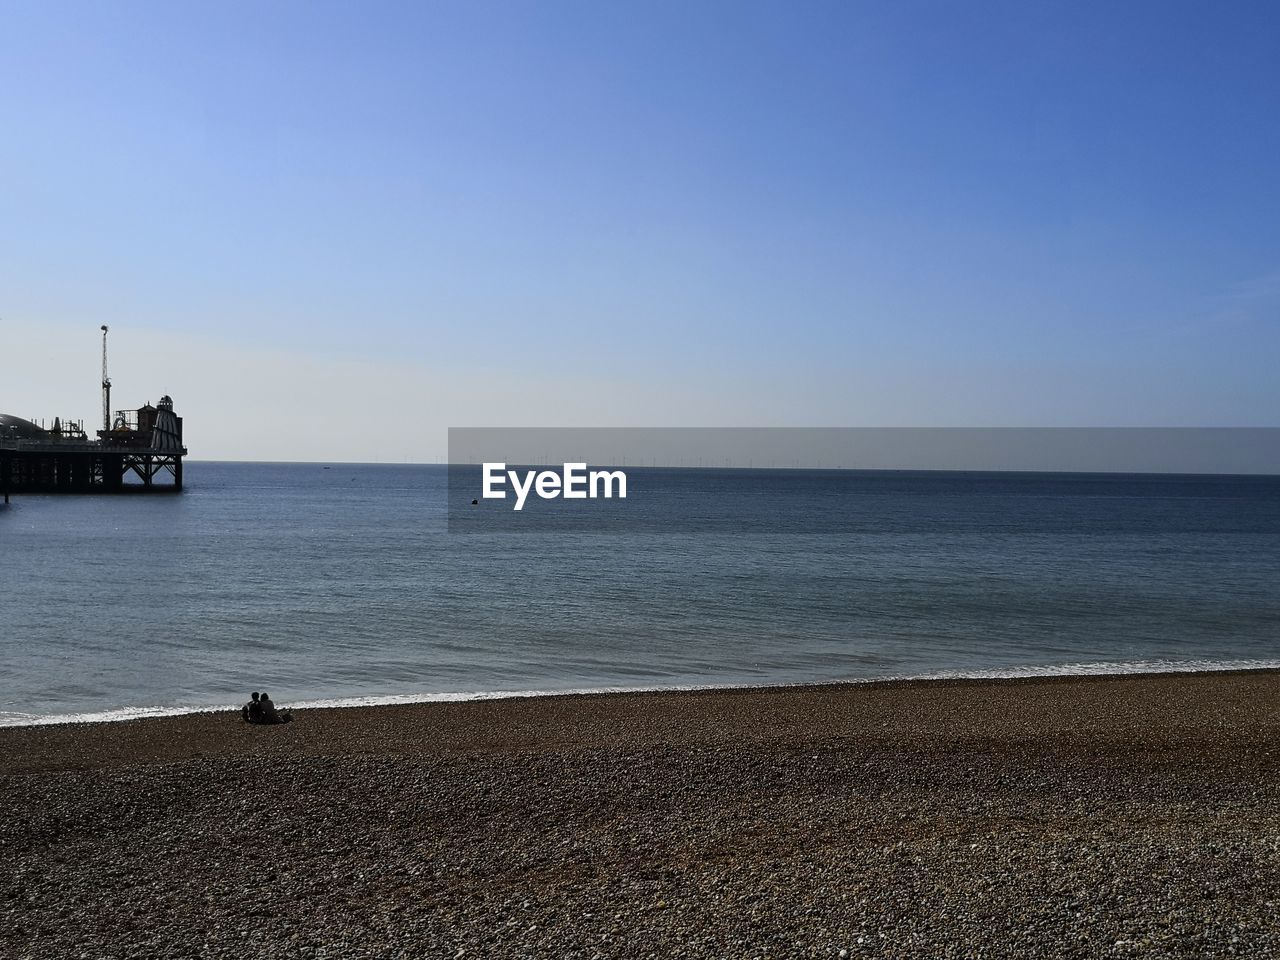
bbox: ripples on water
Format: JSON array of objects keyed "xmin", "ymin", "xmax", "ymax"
[{"xmin": 1, "ymin": 463, "xmax": 1277, "ymax": 723}]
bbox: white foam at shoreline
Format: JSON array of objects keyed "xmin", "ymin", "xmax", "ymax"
[{"xmin": 5, "ymin": 657, "xmax": 1280, "ymax": 728}]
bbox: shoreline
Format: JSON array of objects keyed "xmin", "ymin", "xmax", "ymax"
[
  {"xmin": 5, "ymin": 669, "xmax": 1280, "ymax": 957},
  {"xmin": 3, "ymin": 666, "xmax": 1279, "ymax": 773},
  {"xmin": 5, "ymin": 657, "xmax": 1280, "ymax": 730}
]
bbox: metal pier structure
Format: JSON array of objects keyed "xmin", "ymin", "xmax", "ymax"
[{"xmin": 1, "ymin": 327, "xmax": 187, "ymax": 500}]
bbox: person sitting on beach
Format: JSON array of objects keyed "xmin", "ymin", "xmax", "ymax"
[
  {"xmin": 242, "ymin": 691, "xmax": 263, "ymax": 724},
  {"xmin": 257, "ymin": 692, "xmax": 292, "ymax": 725}
]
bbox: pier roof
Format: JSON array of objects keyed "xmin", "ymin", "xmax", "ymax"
[{"xmin": 0, "ymin": 414, "xmax": 48, "ymax": 441}]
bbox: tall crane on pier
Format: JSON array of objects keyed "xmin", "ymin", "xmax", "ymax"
[{"xmin": 101, "ymin": 325, "xmax": 111, "ymax": 433}]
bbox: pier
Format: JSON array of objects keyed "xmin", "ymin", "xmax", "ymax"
[
  {"xmin": 1, "ymin": 400, "xmax": 185, "ymax": 496},
  {"xmin": 1, "ymin": 328, "xmax": 186, "ymax": 498}
]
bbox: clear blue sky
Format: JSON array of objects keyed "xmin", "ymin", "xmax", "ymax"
[{"xmin": 2, "ymin": 1, "xmax": 1277, "ymax": 459}]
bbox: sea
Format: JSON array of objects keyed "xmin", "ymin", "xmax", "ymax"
[{"xmin": 1, "ymin": 462, "xmax": 1277, "ymax": 726}]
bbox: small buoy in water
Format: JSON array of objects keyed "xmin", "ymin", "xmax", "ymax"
[{"xmin": 471, "ymin": 498, "xmax": 478, "ymax": 505}]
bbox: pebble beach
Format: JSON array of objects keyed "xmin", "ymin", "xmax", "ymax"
[{"xmin": 3, "ymin": 671, "xmax": 1280, "ymax": 958}]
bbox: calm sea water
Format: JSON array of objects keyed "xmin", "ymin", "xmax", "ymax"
[{"xmin": 1, "ymin": 463, "xmax": 1277, "ymax": 725}]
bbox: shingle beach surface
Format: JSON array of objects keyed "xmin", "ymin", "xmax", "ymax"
[{"xmin": 3, "ymin": 672, "xmax": 1279, "ymax": 958}]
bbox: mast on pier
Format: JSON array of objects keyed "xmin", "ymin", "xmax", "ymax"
[{"xmin": 101, "ymin": 325, "xmax": 111, "ymax": 433}]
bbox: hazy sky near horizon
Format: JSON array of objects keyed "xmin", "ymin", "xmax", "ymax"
[{"xmin": 2, "ymin": 1, "xmax": 1278, "ymax": 461}]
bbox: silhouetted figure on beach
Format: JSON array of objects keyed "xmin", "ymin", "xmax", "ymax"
[
  {"xmin": 242, "ymin": 691, "xmax": 263, "ymax": 723},
  {"xmin": 258, "ymin": 692, "xmax": 292, "ymax": 724}
]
